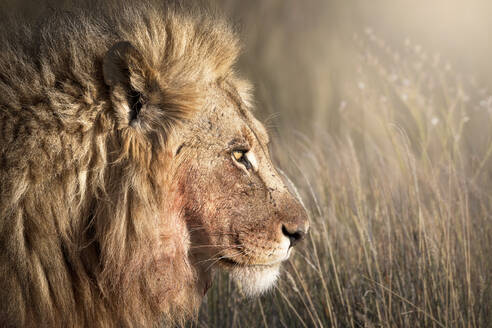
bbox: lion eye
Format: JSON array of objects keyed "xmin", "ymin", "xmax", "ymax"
[
  {"xmin": 232, "ymin": 150, "xmax": 253, "ymax": 170},
  {"xmin": 233, "ymin": 150, "xmax": 243, "ymax": 161}
]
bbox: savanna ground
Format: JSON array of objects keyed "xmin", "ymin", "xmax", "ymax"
[
  {"xmin": 1, "ymin": 0, "xmax": 490, "ymax": 327},
  {"xmin": 197, "ymin": 1, "xmax": 492, "ymax": 327}
]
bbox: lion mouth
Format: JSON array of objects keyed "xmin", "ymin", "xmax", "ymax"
[{"xmin": 219, "ymin": 257, "xmax": 241, "ymax": 267}]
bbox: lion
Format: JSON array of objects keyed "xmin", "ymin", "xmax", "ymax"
[{"xmin": 0, "ymin": 1, "xmax": 309, "ymax": 327}]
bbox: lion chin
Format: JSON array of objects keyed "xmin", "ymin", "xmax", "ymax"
[{"xmin": 229, "ymin": 265, "xmax": 281, "ymax": 296}]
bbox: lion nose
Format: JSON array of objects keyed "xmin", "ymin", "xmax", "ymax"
[{"xmin": 282, "ymin": 224, "xmax": 307, "ymax": 247}]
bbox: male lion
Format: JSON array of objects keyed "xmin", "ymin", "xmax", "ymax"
[{"xmin": 0, "ymin": 1, "xmax": 308, "ymax": 327}]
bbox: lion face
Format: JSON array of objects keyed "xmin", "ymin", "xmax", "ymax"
[{"xmin": 170, "ymin": 82, "xmax": 309, "ymax": 296}]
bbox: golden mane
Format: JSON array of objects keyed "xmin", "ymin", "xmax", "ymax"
[{"xmin": 0, "ymin": 1, "xmax": 239, "ymax": 326}]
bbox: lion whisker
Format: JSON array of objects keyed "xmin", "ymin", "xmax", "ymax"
[
  {"xmin": 195, "ymin": 249, "xmax": 244, "ymax": 270},
  {"xmin": 203, "ymin": 250, "xmax": 244, "ymax": 272},
  {"xmin": 187, "ymin": 227, "xmax": 237, "ymax": 236},
  {"xmin": 190, "ymin": 244, "xmax": 243, "ymax": 249},
  {"xmin": 194, "ymin": 251, "xmax": 238, "ymax": 265}
]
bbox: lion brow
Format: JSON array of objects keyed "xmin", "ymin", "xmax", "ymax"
[{"xmin": 222, "ymin": 80, "xmax": 270, "ymax": 148}]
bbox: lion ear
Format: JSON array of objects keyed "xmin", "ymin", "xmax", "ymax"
[{"xmin": 103, "ymin": 41, "xmax": 153, "ymax": 127}]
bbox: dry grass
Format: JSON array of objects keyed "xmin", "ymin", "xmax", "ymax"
[{"xmin": 196, "ymin": 1, "xmax": 492, "ymax": 327}]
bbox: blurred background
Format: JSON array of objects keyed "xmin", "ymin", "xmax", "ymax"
[
  {"xmin": 217, "ymin": 0, "xmax": 492, "ymax": 131},
  {"xmin": 2, "ymin": 0, "xmax": 492, "ymax": 327}
]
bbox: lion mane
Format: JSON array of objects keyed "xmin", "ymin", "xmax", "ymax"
[{"xmin": 0, "ymin": 1, "xmax": 240, "ymax": 326}]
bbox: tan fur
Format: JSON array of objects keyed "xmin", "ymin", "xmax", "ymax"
[{"xmin": 0, "ymin": 1, "xmax": 308, "ymax": 327}]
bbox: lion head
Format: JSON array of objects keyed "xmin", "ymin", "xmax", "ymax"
[
  {"xmin": 0, "ymin": 1, "xmax": 308, "ymax": 326},
  {"xmin": 170, "ymin": 77, "xmax": 309, "ymax": 297}
]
